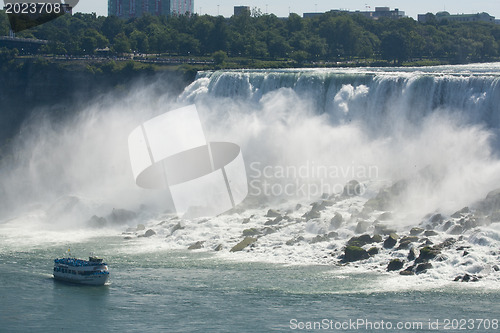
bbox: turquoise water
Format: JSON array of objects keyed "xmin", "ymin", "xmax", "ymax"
[{"xmin": 1, "ymin": 236, "xmax": 499, "ymax": 332}]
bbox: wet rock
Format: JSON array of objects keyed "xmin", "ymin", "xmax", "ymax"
[
  {"xmin": 295, "ymin": 203, "xmax": 302, "ymax": 210},
  {"xmin": 242, "ymin": 228, "xmax": 261, "ymax": 236},
  {"xmin": 303, "ymin": 210, "xmax": 321, "ymax": 221},
  {"xmin": 430, "ymin": 213, "xmax": 444, "ymax": 226},
  {"xmin": 493, "ymin": 265, "xmax": 500, "ymax": 272},
  {"xmin": 214, "ymin": 244, "xmax": 223, "ymax": 251},
  {"xmin": 434, "ymin": 238, "xmax": 456, "ymax": 250},
  {"xmin": 371, "ymin": 234, "xmax": 383, "ymax": 243},
  {"xmin": 424, "ymin": 230, "xmax": 438, "ymax": 237},
  {"xmin": 286, "ymin": 236, "xmax": 305, "ymax": 246},
  {"xmin": 459, "ymin": 216, "xmax": 480, "ymax": 231},
  {"xmin": 343, "ymin": 246, "xmax": 370, "ymax": 262},
  {"xmin": 383, "ymin": 233, "xmax": 399, "ymax": 249},
  {"xmin": 408, "ymin": 247, "xmax": 420, "ymax": 261},
  {"xmin": 311, "ymin": 232, "xmax": 338, "ymax": 244},
  {"xmin": 188, "ymin": 241, "xmax": 205, "ymax": 250},
  {"xmin": 454, "ymin": 273, "xmax": 480, "ymax": 282},
  {"xmin": 347, "ymin": 234, "xmax": 377, "ymax": 247},
  {"xmin": 108, "ymin": 208, "xmax": 137, "ymax": 224},
  {"xmin": 399, "ymin": 268, "xmax": 415, "ymax": 276},
  {"xmin": 423, "ymin": 239, "xmax": 434, "ymax": 245},
  {"xmin": 443, "ymin": 221, "xmax": 453, "ymax": 231},
  {"xmin": 123, "ymin": 236, "xmax": 133, "ymax": 240},
  {"xmin": 410, "ymin": 227, "xmax": 424, "ymax": 236},
  {"xmin": 330, "ymin": 213, "xmax": 344, "ymax": 229},
  {"xmin": 449, "ymin": 225, "xmax": 464, "ymax": 235},
  {"xmin": 266, "ymin": 209, "xmax": 281, "ymax": 218},
  {"xmin": 451, "ymin": 207, "xmax": 470, "ymax": 218},
  {"xmin": 387, "ymin": 259, "xmax": 404, "ymax": 271},
  {"xmin": 327, "ymin": 231, "xmax": 338, "ymax": 238},
  {"xmin": 415, "ymin": 262, "xmax": 433, "ymax": 274},
  {"xmin": 242, "ymin": 217, "xmax": 251, "ymax": 224},
  {"xmin": 265, "ymin": 215, "xmax": 283, "ymax": 225},
  {"xmin": 171, "ymin": 222, "xmax": 184, "ymax": 234},
  {"xmin": 310, "ymin": 202, "xmax": 323, "ymax": 212},
  {"xmin": 136, "ymin": 224, "xmax": 146, "ymax": 231},
  {"xmin": 415, "ymin": 246, "xmax": 439, "ymax": 263},
  {"xmin": 230, "ymin": 237, "xmax": 257, "ymax": 252},
  {"xmin": 397, "ymin": 236, "xmax": 419, "ymax": 249},
  {"xmin": 262, "ymin": 227, "xmax": 276, "ymax": 235},
  {"xmin": 343, "ymin": 180, "xmax": 362, "ymax": 197},
  {"xmin": 368, "ymin": 247, "xmax": 379, "ymax": 256},
  {"xmin": 87, "ymin": 215, "xmax": 108, "ymax": 228},
  {"xmin": 355, "ymin": 220, "xmax": 371, "ymax": 234},
  {"xmin": 143, "ymin": 229, "xmax": 156, "ymax": 237}
]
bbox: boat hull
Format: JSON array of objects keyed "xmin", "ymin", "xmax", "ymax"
[{"xmin": 53, "ymin": 272, "xmax": 109, "ymax": 286}]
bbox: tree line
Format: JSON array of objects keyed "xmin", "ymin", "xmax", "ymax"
[{"xmin": 1, "ymin": 9, "xmax": 500, "ymax": 64}]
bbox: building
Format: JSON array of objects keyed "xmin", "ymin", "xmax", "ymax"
[
  {"xmin": 361, "ymin": 7, "xmax": 405, "ymax": 20},
  {"xmin": 108, "ymin": 0, "xmax": 194, "ymax": 18},
  {"xmin": 234, "ymin": 6, "xmax": 250, "ymax": 16},
  {"xmin": 418, "ymin": 11, "xmax": 495, "ymax": 24},
  {"xmin": 303, "ymin": 7, "xmax": 405, "ymax": 20}
]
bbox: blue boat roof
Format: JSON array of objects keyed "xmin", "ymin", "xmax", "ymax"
[{"xmin": 54, "ymin": 258, "xmax": 107, "ymax": 267}]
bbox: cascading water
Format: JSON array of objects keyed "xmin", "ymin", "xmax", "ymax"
[{"xmin": 1, "ymin": 64, "xmax": 500, "ymax": 282}]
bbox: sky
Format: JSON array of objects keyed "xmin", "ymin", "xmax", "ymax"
[{"xmin": 76, "ymin": 0, "xmax": 500, "ymax": 20}]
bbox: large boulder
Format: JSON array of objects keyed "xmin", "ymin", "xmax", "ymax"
[
  {"xmin": 383, "ymin": 233, "xmax": 399, "ymax": 248},
  {"xmin": 230, "ymin": 237, "xmax": 257, "ymax": 252},
  {"xmin": 330, "ymin": 213, "xmax": 343, "ymax": 229},
  {"xmin": 343, "ymin": 180, "xmax": 362, "ymax": 197},
  {"xmin": 266, "ymin": 209, "xmax": 281, "ymax": 218},
  {"xmin": 343, "ymin": 246, "xmax": 370, "ymax": 262},
  {"xmin": 108, "ymin": 208, "xmax": 137, "ymax": 224},
  {"xmin": 303, "ymin": 210, "xmax": 321, "ymax": 221},
  {"xmin": 242, "ymin": 228, "xmax": 261, "ymax": 236},
  {"xmin": 311, "ymin": 232, "xmax": 338, "ymax": 244},
  {"xmin": 387, "ymin": 259, "xmax": 404, "ymax": 271},
  {"xmin": 415, "ymin": 262, "xmax": 433, "ymax": 274},
  {"xmin": 87, "ymin": 215, "xmax": 108, "ymax": 228},
  {"xmin": 171, "ymin": 222, "xmax": 184, "ymax": 234},
  {"xmin": 410, "ymin": 227, "xmax": 424, "ymax": 236},
  {"xmin": 397, "ymin": 236, "xmax": 419, "ymax": 249},
  {"xmin": 424, "ymin": 230, "xmax": 438, "ymax": 237},
  {"xmin": 188, "ymin": 241, "xmax": 205, "ymax": 250},
  {"xmin": 143, "ymin": 229, "xmax": 156, "ymax": 237},
  {"xmin": 265, "ymin": 215, "xmax": 283, "ymax": 225},
  {"xmin": 415, "ymin": 246, "xmax": 439, "ymax": 263},
  {"xmin": 347, "ymin": 234, "xmax": 375, "ymax": 247}
]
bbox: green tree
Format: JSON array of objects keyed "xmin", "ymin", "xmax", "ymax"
[
  {"xmin": 112, "ymin": 32, "xmax": 131, "ymax": 54},
  {"xmin": 129, "ymin": 30, "xmax": 149, "ymax": 53},
  {"xmin": 81, "ymin": 36, "xmax": 97, "ymax": 54},
  {"xmin": 381, "ymin": 32, "xmax": 409, "ymax": 64},
  {"xmin": 213, "ymin": 50, "xmax": 227, "ymax": 65}
]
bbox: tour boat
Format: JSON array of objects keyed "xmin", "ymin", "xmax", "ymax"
[{"xmin": 53, "ymin": 255, "xmax": 109, "ymax": 285}]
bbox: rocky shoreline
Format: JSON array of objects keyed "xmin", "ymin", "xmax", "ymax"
[{"xmin": 114, "ymin": 179, "xmax": 500, "ymax": 282}]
